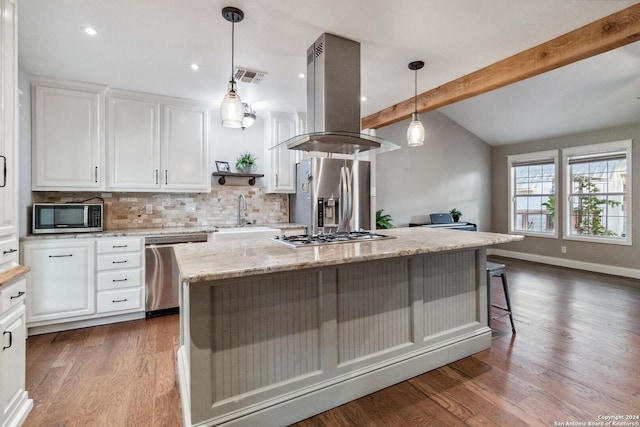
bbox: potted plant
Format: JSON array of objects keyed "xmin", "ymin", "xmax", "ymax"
[
  {"xmin": 449, "ymin": 208, "xmax": 462, "ymax": 222},
  {"xmin": 376, "ymin": 209, "xmax": 394, "ymax": 229},
  {"xmin": 235, "ymin": 152, "xmax": 257, "ymax": 173}
]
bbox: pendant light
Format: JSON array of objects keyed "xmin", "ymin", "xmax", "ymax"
[
  {"xmin": 220, "ymin": 7, "xmax": 245, "ymax": 128},
  {"xmin": 241, "ymin": 103, "xmax": 256, "ymax": 130},
  {"xmin": 407, "ymin": 60, "xmax": 425, "ymax": 146}
]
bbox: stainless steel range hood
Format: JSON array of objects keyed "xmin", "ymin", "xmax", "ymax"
[{"xmin": 284, "ymin": 33, "xmax": 396, "ymax": 155}]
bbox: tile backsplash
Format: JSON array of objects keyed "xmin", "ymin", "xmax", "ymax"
[{"xmin": 33, "ymin": 187, "xmax": 289, "ymax": 229}]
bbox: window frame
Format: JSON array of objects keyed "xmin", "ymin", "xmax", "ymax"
[
  {"xmin": 507, "ymin": 149, "xmax": 559, "ymax": 238},
  {"xmin": 562, "ymin": 139, "xmax": 632, "ymax": 246}
]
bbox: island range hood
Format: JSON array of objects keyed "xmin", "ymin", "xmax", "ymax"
[{"xmin": 284, "ymin": 33, "xmax": 392, "ymax": 154}]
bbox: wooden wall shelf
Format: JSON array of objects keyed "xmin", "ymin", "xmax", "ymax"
[{"xmin": 212, "ymin": 172, "xmax": 264, "ymax": 186}]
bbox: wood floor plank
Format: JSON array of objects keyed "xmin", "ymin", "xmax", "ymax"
[{"xmin": 24, "ymin": 257, "xmax": 640, "ymax": 426}]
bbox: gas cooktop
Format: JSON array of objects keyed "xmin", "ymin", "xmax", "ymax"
[{"xmin": 272, "ymin": 231, "xmax": 394, "ymax": 248}]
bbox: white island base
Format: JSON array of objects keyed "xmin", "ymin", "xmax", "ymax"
[{"xmin": 177, "ymin": 244, "xmax": 494, "ymax": 426}]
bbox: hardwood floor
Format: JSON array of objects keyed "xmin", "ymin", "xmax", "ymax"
[
  {"xmin": 24, "ymin": 314, "xmax": 182, "ymax": 427},
  {"xmin": 24, "ymin": 258, "xmax": 640, "ymax": 426}
]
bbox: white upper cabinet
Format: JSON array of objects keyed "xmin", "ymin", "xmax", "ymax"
[
  {"xmin": 31, "ymin": 78, "xmax": 106, "ymax": 191},
  {"xmin": 264, "ymin": 111, "xmax": 299, "ymax": 193},
  {"xmin": 104, "ymin": 89, "xmax": 209, "ymax": 192},
  {"xmin": 0, "ymin": 0, "xmax": 18, "ymax": 243},
  {"xmin": 161, "ymin": 103, "xmax": 209, "ymax": 192},
  {"xmin": 107, "ymin": 92, "xmax": 161, "ymax": 190}
]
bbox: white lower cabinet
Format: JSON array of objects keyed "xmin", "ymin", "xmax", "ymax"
[
  {"xmin": 0, "ymin": 277, "xmax": 32, "ymax": 427},
  {"xmin": 21, "ymin": 236, "xmax": 145, "ymax": 334},
  {"xmin": 23, "ymin": 239, "xmax": 95, "ymax": 323},
  {"xmin": 96, "ymin": 237, "xmax": 144, "ymax": 314}
]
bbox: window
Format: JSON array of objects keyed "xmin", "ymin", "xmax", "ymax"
[
  {"xmin": 563, "ymin": 140, "xmax": 632, "ymax": 245},
  {"xmin": 508, "ymin": 150, "xmax": 558, "ymax": 237}
]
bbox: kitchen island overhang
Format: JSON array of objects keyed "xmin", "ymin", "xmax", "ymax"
[{"xmin": 174, "ymin": 227, "xmax": 523, "ymax": 427}]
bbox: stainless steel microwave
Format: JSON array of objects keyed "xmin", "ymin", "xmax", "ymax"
[{"xmin": 32, "ymin": 203, "xmax": 103, "ymax": 234}]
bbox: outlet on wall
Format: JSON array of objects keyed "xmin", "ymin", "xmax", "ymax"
[
  {"xmin": 275, "ymin": 201, "xmax": 281, "ymax": 211},
  {"xmin": 185, "ymin": 203, "xmax": 196, "ymax": 213},
  {"xmin": 146, "ymin": 204, "xmax": 153, "ymax": 214},
  {"xmin": 561, "ymin": 246, "xmax": 567, "ymax": 254}
]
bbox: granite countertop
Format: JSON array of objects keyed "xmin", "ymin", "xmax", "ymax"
[
  {"xmin": 0, "ymin": 265, "xmax": 30, "ymax": 287},
  {"xmin": 173, "ymin": 227, "xmax": 524, "ymax": 283},
  {"xmin": 19, "ymin": 223, "xmax": 306, "ymax": 240}
]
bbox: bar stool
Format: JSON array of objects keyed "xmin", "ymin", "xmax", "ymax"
[{"xmin": 486, "ymin": 262, "xmax": 516, "ymax": 334}]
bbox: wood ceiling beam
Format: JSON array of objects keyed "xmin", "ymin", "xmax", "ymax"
[{"xmin": 361, "ymin": 3, "xmax": 640, "ymax": 130}]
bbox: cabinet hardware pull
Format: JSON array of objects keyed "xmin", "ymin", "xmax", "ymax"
[
  {"xmin": 112, "ymin": 278, "xmax": 128, "ymax": 282},
  {"xmin": 112, "ymin": 298, "xmax": 128, "ymax": 303},
  {"xmin": 112, "ymin": 260, "xmax": 128, "ymax": 264},
  {"xmin": 49, "ymin": 254, "xmax": 73, "ymax": 258},
  {"xmin": 155, "ymin": 169, "xmax": 159, "ymax": 185},
  {"xmin": 2, "ymin": 331, "xmax": 12, "ymax": 350},
  {"xmin": 10, "ymin": 291, "xmax": 25, "ymax": 300},
  {"xmin": 165, "ymin": 170, "xmax": 168, "ymax": 185},
  {"xmin": 112, "ymin": 245, "xmax": 128, "ymax": 248},
  {"xmin": 0, "ymin": 155, "xmax": 6, "ymax": 188},
  {"xmin": 95, "ymin": 166, "xmax": 98, "ymax": 183},
  {"xmin": 275, "ymin": 173, "xmax": 279, "ymax": 187},
  {"xmin": 3, "ymin": 248, "xmax": 17, "ymax": 255}
]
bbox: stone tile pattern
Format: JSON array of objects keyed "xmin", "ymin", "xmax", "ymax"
[{"xmin": 32, "ymin": 186, "xmax": 289, "ymax": 229}]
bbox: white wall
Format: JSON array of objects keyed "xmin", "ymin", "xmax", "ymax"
[
  {"xmin": 374, "ymin": 110, "xmax": 492, "ymax": 230},
  {"xmin": 209, "ymin": 114, "xmax": 265, "ymax": 178}
]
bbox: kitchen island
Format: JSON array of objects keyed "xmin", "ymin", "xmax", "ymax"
[{"xmin": 174, "ymin": 227, "xmax": 523, "ymax": 426}]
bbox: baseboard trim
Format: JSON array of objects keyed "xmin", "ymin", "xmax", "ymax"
[
  {"xmin": 487, "ymin": 249, "xmax": 640, "ymax": 279},
  {"xmin": 27, "ymin": 311, "xmax": 146, "ymax": 335}
]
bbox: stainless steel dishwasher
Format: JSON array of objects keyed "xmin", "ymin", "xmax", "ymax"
[{"xmin": 145, "ymin": 233, "xmax": 208, "ymax": 317}]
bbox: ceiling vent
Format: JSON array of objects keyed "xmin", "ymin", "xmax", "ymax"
[{"xmin": 233, "ymin": 67, "xmax": 267, "ymax": 84}]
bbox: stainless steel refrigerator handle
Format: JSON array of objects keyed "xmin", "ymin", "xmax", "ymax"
[
  {"xmin": 338, "ymin": 166, "xmax": 347, "ymax": 232},
  {"xmin": 345, "ymin": 167, "xmax": 353, "ymax": 231}
]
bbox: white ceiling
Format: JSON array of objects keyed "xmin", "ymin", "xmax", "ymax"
[{"xmin": 18, "ymin": 0, "xmax": 640, "ymax": 146}]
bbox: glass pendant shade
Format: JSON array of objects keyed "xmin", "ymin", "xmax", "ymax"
[
  {"xmin": 220, "ymin": 82, "xmax": 244, "ymax": 128},
  {"xmin": 407, "ymin": 60, "xmax": 425, "ymax": 146},
  {"xmin": 407, "ymin": 112, "xmax": 425, "ymax": 146},
  {"xmin": 220, "ymin": 7, "xmax": 245, "ymax": 129}
]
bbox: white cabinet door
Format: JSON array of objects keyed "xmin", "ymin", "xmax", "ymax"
[
  {"xmin": 0, "ymin": 0, "xmax": 17, "ymax": 243},
  {"xmin": 162, "ymin": 104, "xmax": 209, "ymax": 191},
  {"xmin": 107, "ymin": 94, "xmax": 160, "ymax": 190},
  {"xmin": 265, "ymin": 111, "xmax": 297, "ymax": 193},
  {"xmin": 0, "ymin": 304, "xmax": 26, "ymax": 423},
  {"xmin": 32, "ymin": 79, "xmax": 106, "ymax": 190},
  {"xmin": 23, "ymin": 239, "xmax": 95, "ymax": 323}
]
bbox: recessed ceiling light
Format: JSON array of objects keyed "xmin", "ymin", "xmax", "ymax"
[
  {"xmin": 360, "ymin": 96, "xmax": 367, "ymax": 102},
  {"xmin": 190, "ymin": 63, "xmax": 200, "ymax": 71},
  {"xmin": 298, "ymin": 73, "xmax": 305, "ymax": 79},
  {"xmin": 82, "ymin": 26, "xmax": 98, "ymax": 36}
]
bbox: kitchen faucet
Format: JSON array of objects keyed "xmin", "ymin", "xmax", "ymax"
[{"xmin": 237, "ymin": 194, "xmax": 247, "ymax": 226}]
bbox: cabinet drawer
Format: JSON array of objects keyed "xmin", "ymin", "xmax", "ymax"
[
  {"xmin": 97, "ymin": 288, "xmax": 143, "ymax": 313},
  {"xmin": 97, "ymin": 252, "xmax": 142, "ymax": 271},
  {"xmin": 0, "ymin": 278, "xmax": 26, "ymax": 314},
  {"xmin": 0, "ymin": 238, "xmax": 19, "ymax": 265},
  {"xmin": 97, "ymin": 238, "xmax": 143, "ymax": 254},
  {"xmin": 97, "ymin": 268, "xmax": 143, "ymax": 291}
]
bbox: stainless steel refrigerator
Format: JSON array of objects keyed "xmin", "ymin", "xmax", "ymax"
[{"xmin": 291, "ymin": 157, "xmax": 370, "ymax": 235}]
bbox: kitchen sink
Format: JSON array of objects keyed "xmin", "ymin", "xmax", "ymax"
[{"xmin": 210, "ymin": 226, "xmax": 281, "ymax": 242}]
